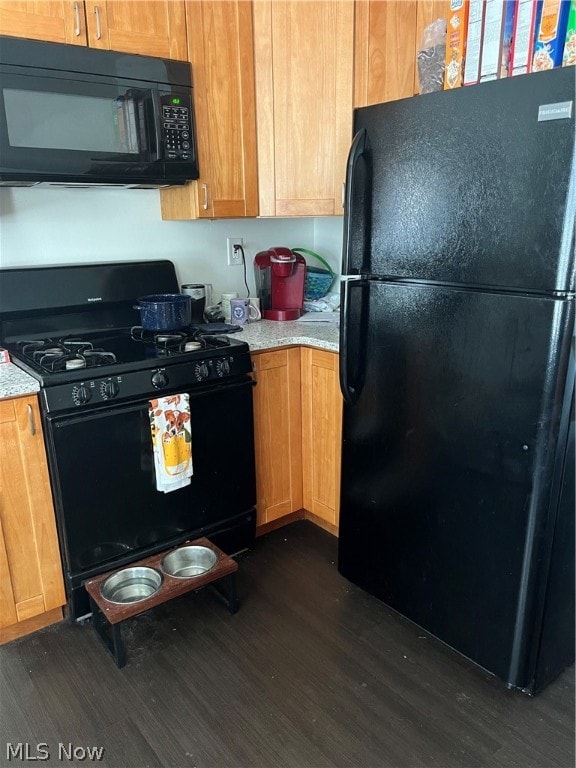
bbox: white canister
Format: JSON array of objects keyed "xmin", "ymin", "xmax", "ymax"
[{"xmin": 221, "ymin": 292, "xmax": 238, "ymax": 322}]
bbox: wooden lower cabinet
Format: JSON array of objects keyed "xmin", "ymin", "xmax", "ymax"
[
  {"xmin": 252, "ymin": 348, "xmax": 303, "ymax": 526},
  {"xmin": 0, "ymin": 395, "xmax": 65, "ymax": 642},
  {"xmin": 301, "ymin": 348, "xmax": 342, "ymax": 530},
  {"xmin": 252, "ymin": 347, "xmax": 342, "ymax": 533}
]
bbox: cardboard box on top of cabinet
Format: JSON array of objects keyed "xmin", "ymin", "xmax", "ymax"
[
  {"xmin": 562, "ymin": 0, "xmax": 576, "ymax": 64},
  {"xmin": 510, "ymin": 0, "xmax": 540, "ymax": 74},
  {"xmin": 445, "ymin": 0, "xmax": 470, "ymax": 87},
  {"xmin": 533, "ymin": 0, "xmax": 571, "ymax": 70}
]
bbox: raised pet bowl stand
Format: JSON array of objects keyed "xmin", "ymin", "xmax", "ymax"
[{"xmin": 83, "ymin": 537, "xmax": 238, "ymax": 668}]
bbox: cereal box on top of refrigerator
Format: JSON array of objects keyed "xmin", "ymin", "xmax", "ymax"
[
  {"xmin": 562, "ymin": 0, "xmax": 576, "ymax": 64},
  {"xmin": 532, "ymin": 0, "xmax": 571, "ymax": 70},
  {"xmin": 510, "ymin": 0, "xmax": 540, "ymax": 75},
  {"xmin": 463, "ymin": 0, "xmax": 486, "ymax": 83},
  {"xmin": 445, "ymin": 0, "xmax": 470, "ymax": 88}
]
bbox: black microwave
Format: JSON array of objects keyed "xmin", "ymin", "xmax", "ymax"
[{"xmin": 0, "ymin": 36, "xmax": 199, "ymax": 188}]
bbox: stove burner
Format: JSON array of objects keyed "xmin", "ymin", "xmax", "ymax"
[{"xmin": 66, "ymin": 358, "xmax": 86, "ymax": 370}]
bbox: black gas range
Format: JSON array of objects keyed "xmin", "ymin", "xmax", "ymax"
[
  {"xmin": 6, "ymin": 325, "xmax": 252, "ymax": 413},
  {"xmin": 0, "ymin": 260, "xmax": 256, "ymax": 620}
]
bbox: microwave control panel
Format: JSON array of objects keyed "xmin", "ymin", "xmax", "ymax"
[{"xmin": 161, "ymin": 94, "xmax": 193, "ymax": 161}]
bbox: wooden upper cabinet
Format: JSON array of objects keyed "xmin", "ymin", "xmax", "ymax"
[
  {"xmin": 354, "ymin": 0, "xmax": 449, "ymax": 107},
  {"xmin": 161, "ymin": 0, "xmax": 258, "ymax": 220},
  {"xmin": 0, "ymin": 1, "xmax": 87, "ymax": 45},
  {"xmin": 84, "ymin": 1, "xmax": 187, "ymax": 58},
  {"xmin": 253, "ymin": 0, "xmax": 354, "ymax": 217},
  {"xmin": 0, "ymin": 1, "xmax": 186, "ymax": 58},
  {"xmin": 354, "ymin": 1, "xmax": 418, "ymax": 107}
]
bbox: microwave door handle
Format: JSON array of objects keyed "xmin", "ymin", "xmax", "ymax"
[
  {"xmin": 147, "ymin": 90, "xmax": 162, "ymax": 161},
  {"xmin": 130, "ymin": 90, "xmax": 149, "ymax": 157}
]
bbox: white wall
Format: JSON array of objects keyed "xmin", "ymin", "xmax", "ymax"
[{"xmin": 0, "ymin": 188, "xmax": 343, "ymax": 302}]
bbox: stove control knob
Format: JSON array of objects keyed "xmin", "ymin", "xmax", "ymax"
[
  {"xmin": 101, "ymin": 380, "xmax": 120, "ymax": 400},
  {"xmin": 72, "ymin": 384, "xmax": 92, "ymax": 406},
  {"xmin": 195, "ymin": 362, "xmax": 210, "ymax": 381},
  {"xmin": 152, "ymin": 371, "xmax": 169, "ymax": 389},
  {"xmin": 217, "ymin": 358, "xmax": 231, "ymax": 377}
]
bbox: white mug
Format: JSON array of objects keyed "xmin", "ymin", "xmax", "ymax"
[
  {"xmin": 230, "ymin": 298, "xmax": 261, "ymax": 325},
  {"xmin": 221, "ymin": 292, "xmax": 238, "ymax": 322}
]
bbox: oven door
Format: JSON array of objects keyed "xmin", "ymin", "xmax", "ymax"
[
  {"xmin": 44, "ymin": 378, "xmax": 256, "ymax": 587},
  {"xmin": 0, "ymin": 70, "xmax": 193, "ymax": 185}
]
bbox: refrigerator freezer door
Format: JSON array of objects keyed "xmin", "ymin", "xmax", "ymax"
[
  {"xmin": 338, "ymin": 280, "xmax": 574, "ymax": 688},
  {"xmin": 354, "ymin": 66, "xmax": 575, "ymax": 293}
]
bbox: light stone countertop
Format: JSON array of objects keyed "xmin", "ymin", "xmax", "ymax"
[
  {"xmin": 231, "ymin": 318, "xmax": 339, "ymax": 352},
  {"xmin": 0, "ymin": 362, "xmax": 40, "ymax": 400}
]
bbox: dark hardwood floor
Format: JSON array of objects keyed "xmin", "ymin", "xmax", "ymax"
[{"xmin": 1, "ymin": 521, "xmax": 574, "ymax": 768}]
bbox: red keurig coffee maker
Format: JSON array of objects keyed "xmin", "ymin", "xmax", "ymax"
[{"xmin": 254, "ymin": 247, "xmax": 306, "ymax": 321}]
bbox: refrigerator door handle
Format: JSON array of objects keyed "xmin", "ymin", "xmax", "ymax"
[
  {"xmin": 339, "ymin": 275, "xmax": 367, "ymax": 406},
  {"xmin": 342, "ymin": 128, "xmax": 370, "ymax": 276}
]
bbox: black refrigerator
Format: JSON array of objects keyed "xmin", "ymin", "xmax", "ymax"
[{"xmin": 338, "ymin": 66, "xmax": 575, "ymax": 695}]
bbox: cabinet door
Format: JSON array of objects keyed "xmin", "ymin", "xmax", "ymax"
[
  {"xmin": 413, "ymin": 0, "xmax": 449, "ymax": 94},
  {"xmin": 253, "ymin": 0, "xmax": 354, "ymax": 217},
  {"xmin": 161, "ymin": 0, "xmax": 258, "ymax": 220},
  {"xmin": 0, "ymin": 397, "xmax": 65, "ymax": 631},
  {"xmin": 301, "ymin": 349, "xmax": 342, "ymax": 529},
  {"xmin": 84, "ymin": 0, "xmax": 186, "ymax": 59},
  {"xmin": 354, "ymin": 1, "xmax": 418, "ymax": 107},
  {"xmin": 252, "ymin": 349, "xmax": 302, "ymax": 526},
  {"xmin": 0, "ymin": 1, "xmax": 87, "ymax": 45}
]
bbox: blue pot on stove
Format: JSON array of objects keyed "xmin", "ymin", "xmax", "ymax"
[{"xmin": 135, "ymin": 294, "xmax": 192, "ymax": 331}]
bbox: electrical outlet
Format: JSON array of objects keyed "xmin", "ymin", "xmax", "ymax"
[{"xmin": 227, "ymin": 237, "xmax": 243, "ymax": 266}]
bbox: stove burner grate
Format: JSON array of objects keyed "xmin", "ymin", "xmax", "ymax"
[
  {"xmin": 130, "ymin": 326, "xmax": 231, "ymax": 354},
  {"xmin": 17, "ymin": 337, "xmax": 117, "ymax": 373}
]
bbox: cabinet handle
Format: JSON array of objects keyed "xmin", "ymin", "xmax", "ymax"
[
  {"xmin": 202, "ymin": 183, "xmax": 209, "ymax": 211},
  {"xmin": 27, "ymin": 405, "xmax": 36, "ymax": 436},
  {"xmin": 94, "ymin": 5, "xmax": 102, "ymax": 40},
  {"xmin": 341, "ymin": 182, "xmax": 345, "ymax": 209},
  {"xmin": 73, "ymin": 1, "xmax": 82, "ymax": 36}
]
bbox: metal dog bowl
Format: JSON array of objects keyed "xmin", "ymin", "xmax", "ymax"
[
  {"xmin": 161, "ymin": 545, "xmax": 218, "ymax": 578},
  {"xmin": 100, "ymin": 566, "xmax": 163, "ymax": 604}
]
